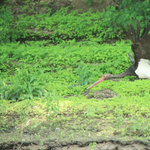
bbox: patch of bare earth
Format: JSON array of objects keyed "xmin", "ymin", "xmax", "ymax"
[
  {"xmin": 1, "ymin": 138, "xmax": 150, "ymax": 150},
  {"xmin": 83, "ymin": 89, "xmax": 118, "ymax": 100}
]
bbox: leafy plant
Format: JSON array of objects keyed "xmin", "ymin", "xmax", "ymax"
[
  {"xmin": 76, "ymin": 64, "xmax": 93, "ymax": 85},
  {"xmin": 84, "ymin": 0, "xmax": 102, "ymax": 5},
  {"xmin": 84, "ymin": 0, "xmax": 93, "ymax": 5},
  {"xmin": 89, "ymin": 142, "xmax": 97, "ymax": 149},
  {"xmin": 0, "ymin": 67, "xmax": 46, "ymax": 100},
  {"xmin": 0, "ymin": 7, "xmax": 14, "ymax": 43},
  {"xmin": 102, "ymin": 0, "xmax": 150, "ymax": 33}
]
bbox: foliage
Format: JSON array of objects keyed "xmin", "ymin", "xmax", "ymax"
[
  {"xmin": 102, "ymin": 0, "xmax": 150, "ymax": 32},
  {"xmin": 89, "ymin": 142, "xmax": 97, "ymax": 149},
  {"xmin": 1, "ymin": 39, "xmax": 150, "ymax": 138},
  {"xmin": 1, "ymin": 0, "xmax": 150, "ymax": 44},
  {"xmin": 1, "ymin": 0, "xmax": 150, "ymax": 140},
  {"xmin": 15, "ymin": 8, "xmax": 116, "ymax": 44},
  {"xmin": 0, "ymin": 67, "xmax": 45, "ymax": 100},
  {"xmin": 0, "ymin": 7, "xmax": 14, "ymax": 43},
  {"xmin": 0, "ymin": 40, "xmax": 133, "ymax": 100},
  {"xmin": 84, "ymin": 0, "xmax": 102, "ymax": 5}
]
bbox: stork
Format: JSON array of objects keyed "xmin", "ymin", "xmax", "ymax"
[{"xmin": 87, "ymin": 20, "xmax": 150, "ymax": 89}]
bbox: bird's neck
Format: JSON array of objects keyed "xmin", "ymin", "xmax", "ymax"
[
  {"xmin": 110, "ymin": 72, "xmax": 127, "ymax": 79},
  {"xmin": 110, "ymin": 65, "xmax": 136, "ymax": 79}
]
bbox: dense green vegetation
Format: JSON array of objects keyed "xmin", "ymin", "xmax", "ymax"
[
  {"xmin": 1, "ymin": 0, "xmax": 150, "ymax": 44},
  {"xmin": 1, "ymin": 39, "xmax": 150, "ymax": 139},
  {"xmin": 0, "ymin": 40, "xmax": 133, "ymax": 100},
  {"xmin": 1, "ymin": 0, "xmax": 150, "ymax": 144}
]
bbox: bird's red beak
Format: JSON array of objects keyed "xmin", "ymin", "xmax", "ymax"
[{"xmin": 87, "ymin": 76, "xmax": 105, "ymax": 89}]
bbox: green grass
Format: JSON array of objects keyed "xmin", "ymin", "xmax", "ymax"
[
  {"xmin": 0, "ymin": 39, "xmax": 150, "ymax": 142},
  {"xmin": 0, "ymin": 40, "xmax": 133, "ymax": 99}
]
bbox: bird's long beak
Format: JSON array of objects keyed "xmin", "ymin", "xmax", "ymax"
[{"xmin": 87, "ymin": 77, "xmax": 104, "ymax": 89}]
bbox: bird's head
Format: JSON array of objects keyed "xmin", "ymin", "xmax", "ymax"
[{"xmin": 87, "ymin": 74, "xmax": 112, "ymax": 89}]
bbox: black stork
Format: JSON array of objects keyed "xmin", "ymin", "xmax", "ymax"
[{"xmin": 87, "ymin": 20, "xmax": 150, "ymax": 89}]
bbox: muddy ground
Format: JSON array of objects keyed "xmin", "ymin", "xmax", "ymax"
[
  {"xmin": 0, "ymin": 89, "xmax": 150, "ymax": 150},
  {"xmin": 1, "ymin": 129, "xmax": 150, "ymax": 149},
  {"xmin": 1, "ymin": 138, "xmax": 150, "ymax": 150}
]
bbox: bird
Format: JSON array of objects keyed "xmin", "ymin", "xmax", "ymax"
[{"xmin": 87, "ymin": 20, "xmax": 150, "ymax": 89}]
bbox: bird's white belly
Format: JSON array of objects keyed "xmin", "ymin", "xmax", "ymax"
[{"xmin": 135, "ymin": 59, "xmax": 150, "ymax": 78}]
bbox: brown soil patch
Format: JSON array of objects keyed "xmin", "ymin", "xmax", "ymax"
[
  {"xmin": 71, "ymin": 0, "xmax": 116, "ymax": 12},
  {"xmin": 83, "ymin": 89, "xmax": 118, "ymax": 100},
  {"xmin": 1, "ymin": 138, "xmax": 150, "ymax": 150}
]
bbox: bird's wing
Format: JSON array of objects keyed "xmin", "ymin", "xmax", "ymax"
[
  {"xmin": 128, "ymin": 20, "xmax": 150, "ymax": 68},
  {"xmin": 128, "ymin": 53, "xmax": 135, "ymax": 64},
  {"xmin": 145, "ymin": 72, "xmax": 150, "ymax": 78}
]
